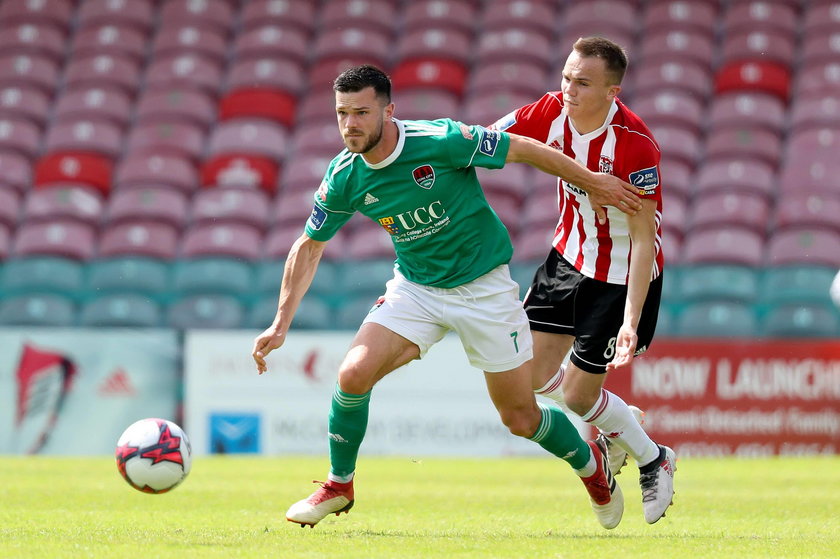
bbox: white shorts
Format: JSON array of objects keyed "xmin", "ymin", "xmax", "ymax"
[{"xmin": 362, "ymin": 265, "xmax": 533, "ymax": 373}]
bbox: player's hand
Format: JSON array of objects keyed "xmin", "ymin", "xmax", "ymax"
[
  {"xmin": 606, "ymin": 323, "xmax": 638, "ymax": 372},
  {"xmin": 252, "ymin": 326, "xmax": 287, "ymax": 375},
  {"xmin": 588, "ymin": 173, "xmax": 642, "ymax": 224}
]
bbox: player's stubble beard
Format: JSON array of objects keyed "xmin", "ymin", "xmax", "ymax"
[{"xmin": 343, "ymin": 117, "xmax": 384, "ymax": 154}]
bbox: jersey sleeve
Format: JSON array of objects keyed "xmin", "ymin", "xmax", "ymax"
[
  {"xmin": 620, "ymin": 136, "xmax": 662, "ymax": 200},
  {"xmin": 443, "ymin": 120, "xmax": 510, "ymax": 170},
  {"xmin": 304, "ymin": 161, "xmax": 356, "ymax": 241},
  {"xmin": 489, "ymin": 92, "xmax": 562, "ymax": 143}
]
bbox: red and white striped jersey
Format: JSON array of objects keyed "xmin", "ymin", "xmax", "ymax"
[{"xmin": 493, "ymin": 92, "xmax": 664, "ymax": 285}]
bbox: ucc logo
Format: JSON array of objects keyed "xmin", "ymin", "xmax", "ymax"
[{"xmin": 391, "ymin": 201, "xmax": 446, "ymax": 231}]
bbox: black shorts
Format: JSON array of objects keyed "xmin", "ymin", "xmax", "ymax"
[{"xmin": 523, "ymin": 249, "xmax": 662, "ymax": 375}]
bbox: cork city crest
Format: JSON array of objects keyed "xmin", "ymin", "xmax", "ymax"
[{"xmin": 412, "ymin": 165, "xmax": 435, "ymax": 189}]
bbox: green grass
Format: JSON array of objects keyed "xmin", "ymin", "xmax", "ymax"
[{"xmin": 0, "ymin": 455, "xmax": 837, "ymax": 559}]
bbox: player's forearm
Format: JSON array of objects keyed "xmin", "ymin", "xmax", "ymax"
[
  {"xmin": 624, "ymin": 204, "xmax": 657, "ymax": 329},
  {"xmin": 272, "ymin": 233, "xmax": 326, "ymax": 332},
  {"xmin": 506, "ymin": 133, "xmax": 598, "ymax": 188}
]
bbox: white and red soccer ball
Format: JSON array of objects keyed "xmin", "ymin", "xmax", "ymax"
[{"xmin": 115, "ymin": 418, "xmax": 192, "ymax": 494}]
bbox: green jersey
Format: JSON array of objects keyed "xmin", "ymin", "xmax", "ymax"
[{"xmin": 304, "ymin": 118, "xmax": 514, "ymax": 288}]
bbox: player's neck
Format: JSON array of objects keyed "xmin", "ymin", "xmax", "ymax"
[
  {"xmin": 569, "ymin": 102, "xmax": 613, "ymax": 135},
  {"xmin": 362, "ymin": 120, "xmax": 399, "ymax": 165}
]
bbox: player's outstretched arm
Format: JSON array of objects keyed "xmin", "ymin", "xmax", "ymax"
[
  {"xmin": 252, "ymin": 233, "xmax": 327, "ymax": 374},
  {"xmin": 505, "ymin": 133, "xmax": 642, "ymax": 223}
]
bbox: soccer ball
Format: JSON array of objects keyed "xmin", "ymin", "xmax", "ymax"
[{"xmin": 115, "ymin": 418, "xmax": 192, "ymax": 494}]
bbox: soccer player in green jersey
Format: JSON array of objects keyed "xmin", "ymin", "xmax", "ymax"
[{"xmin": 251, "ymin": 65, "xmax": 642, "ymax": 530}]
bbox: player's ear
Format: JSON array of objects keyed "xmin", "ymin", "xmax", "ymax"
[
  {"xmin": 384, "ymin": 102, "xmax": 395, "ymax": 119},
  {"xmin": 607, "ymin": 85, "xmax": 621, "ymax": 100}
]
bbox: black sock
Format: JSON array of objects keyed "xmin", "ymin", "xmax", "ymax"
[{"xmin": 639, "ymin": 445, "xmax": 666, "ymax": 475}]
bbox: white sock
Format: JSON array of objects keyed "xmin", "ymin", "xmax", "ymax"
[
  {"xmin": 574, "ymin": 453, "xmax": 597, "ymax": 478},
  {"xmin": 328, "ymin": 472, "xmax": 354, "ymax": 484},
  {"xmin": 534, "ymin": 365, "xmax": 572, "ymax": 413},
  {"xmin": 581, "ymin": 389, "xmax": 660, "ymax": 467}
]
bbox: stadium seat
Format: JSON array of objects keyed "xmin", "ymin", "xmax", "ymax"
[
  {"xmin": 151, "ymin": 24, "xmax": 228, "ymax": 64},
  {"xmin": 167, "ymin": 294, "xmax": 244, "ymax": 329},
  {"xmin": 660, "ymin": 267, "xmax": 680, "ymax": 305},
  {"xmin": 53, "ymin": 87, "xmax": 133, "ymax": 130},
  {"xmin": 475, "ymin": 165, "xmax": 532, "ymax": 205},
  {"xmin": 707, "ymin": 93, "xmax": 786, "ymax": 135},
  {"xmin": 126, "ymin": 121, "xmax": 207, "ymax": 163},
  {"xmin": 391, "ymin": 58, "xmax": 469, "ymax": 98},
  {"xmin": 660, "ymin": 192, "xmax": 688, "ymax": 242},
  {"xmin": 763, "ymin": 303, "xmax": 840, "ymax": 338},
  {"xmin": 721, "ymin": 29, "xmax": 796, "ymax": 66},
  {"xmin": 675, "ymin": 301, "xmax": 759, "ymax": 338},
  {"xmin": 306, "ymin": 58, "xmax": 371, "ymax": 93},
  {"xmin": 0, "ymin": 85, "xmax": 51, "ymax": 129},
  {"xmin": 790, "ymin": 93, "xmax": 840, "ymax": 133},
  {"xmin": 563, "ymin": 1, "xmax": 638, "ymax": 39},
  {"xmin": 0, "ymin": 293, "xmax": 76, "ymax": 327},
  {"xmin": 402, "ymin": 0, "xmax": 477, "ymax": 35},
  {"xmin": 272, "ymin": 189, "xmax": 317, "ymax": 227},
  {"xmin": 631, "ymin": 93, "xmax": 705, "ymax": 136},
  {"xmin": 206, "ymin": 119, "xmax": 288, "ymax": 162},
  {"xmin": 0, "ymin": 150, "xmax": 33, "ymax": 194},
  {"xmin": 86, "ymin": 257, "xmax": 172, "ymax": 302},
  {"xmin": 64, "ymin": 53, "xmax": 142, "ymax": 96},
  {"xmin": 334, "ymin": 293, "xmax": 379, "ymax": 330},
  {"xmin": 344, "ymin": 226, "xmax": 395, "ymax": 260},
  {"xmin": 255, "ymin": 259, "xmax": 339, "ymax": 298},
  {"xmin": 0, "ymin": 53, "xmax": 60, "ymax": 94},
  {"xmin": 661, "ymin": 228, "xmax": 682, "ymax": 267},
  {"xmin": 468, "ymin": 61, "xmax": 550, "ymax": 100},
  {"xmin": 290, "ymin": 120, "xmax": 345, "ymax": 157},
  {"xmin": 463, "ymin": 91, "xmax": 537, "ymax": 128},
  {"xmin": 134, "ymin": 88, "xmax": 217, "ymax": 131},
  {"xmin": 655, "ymin": 303, "xmax": 677, "ymax": 338},
  {"xmin": 114, "ymin": 152, "xmax": 199, "ymax": 194},
  {"xmin": 624, "ymin": 59, "xmax": 713, "ymax": 105},
  {"xmin": 279, "ymin": 155, "xmax": 332, "ymax": 193},
  {"xmin": 312, "ymin": 28, "xmax": 391, "ymax": 70},
  {"xmin": 71, "ymin": 24, "xmax": 148, "ymax": 64},
  {"xmin": 144, "ymin": 54, "xmax": 224, "ymax": 97},
  {"xmin": 77, "ymin": 0, "xmax": 155, "ymax": 33},
  {"xmin": 200, "ymin": 154, "xmax": 279, "ymax": 194},
  {"xmin": 232, "ymin": 24, "xmax": 308, "ymax": 66},
  {"xmin": 647, "ymin": 126, "xmax": 701, "ymax": 169},
  {"xmin": 98, "ymin": 221, "xmax": 180, "ymax": 260},
  {"xmin": 658, "ymin": 157, "xmax": 693, "ymax": 201},
  {"xmin": 0, "ymin": 0, "xmax": 74, "ymax": 30},
  {"xmin": 0, "ymin": 256, "xmax": 85, "ymax": 299},
  {"xmin": 79, "ymin": 294, "xmax": 163, "ymax": 328},
  {"xmin": 793, "ymin": 60, "xmax": 840, "ymax": 98},
  {"xmin": 686, "ymin": 191, "xmax": 770, "ymax": 236},
  {"xmin": 509, "ymin": 260, "xmax": 538, "ymax": 299},
  {"xmin": 637, "ymin": 30, "xmax": 715, "ymax": 69},
  {"xmin": 0, "ymin": 23, "xmax": 66, "ymax": 64},
  {"xmin": 240, "ymin": 0, "xmax": 318, "ymax": 34},
  {"xmin": 474, "ymin": 28, "xmax": 552, "ymax": 71},
  {"xmin": 803, "ymin": 2, "xmax": 840, "ymax": 36},
  {"xmin": 172, "ymin": 258, "xmax": 254, "ymax": 299},
  {"xmin": 766, "ymin": 229, "xmax": 840, "ymax": 268},
  {"xmin": 158, "ymin": 0, "xmax": 235, "ymax": 36},
  {"xmin": 33, "ymin": 152, "xmax": 114, "ymax": 195},
  {"xmin": 715, "ymin": 60, "xmax": 791, "ymax": 102},
  {"xmin": 479, "ymin": 0, "xmax": 558, "ymax": 41},
  {"xmin": 773, "ymin": 191, "xmax": 840, "ymax": 234},
  {"xmin": 641, "ymin": 1, "xmax": 718, "ymax": 36},
  {"xmin": 340, "ymin": 260, "xmax": 395, "ymax": 296},
  {"xmin": 395, "ymin": 28, "xmax": 473, "ymax": 68},
  {"xmin": 703, "ymin": 127, "xmax": 782, "ymax": 168},
  {"xmin": 512, "ymin": 229, "xmax": 554, "ymax": 262},
  {"xmin": 23, "ymin": 185, "xmax": 105, "ymax": 227},
  {"xmin": 723, "ymin": 1, "xmax": 797, "ymax": 35},
  {"xmin": 264, "ymin": 223, "xmax": 307, "ymax": 260},
  {"xmin": 693, "ymin": 158, "xmax": 774, "ymax": 201},
  {"xmin": 12, "ymin": 220, "xmax": 96, "ymax": 261},
  {"xmin": 190, "ymin": 188, "xmax": 271, "ymax": 231},
  {"xmin": 219, "ymin": 89, "xmax": 296, "ymax": 128},
  {"xmin": 105, "ymin": 187, "xmax": 189, "ymax": 229},
  {"xmin": 520, "ymin": 186, "xmax": 560, "ymax": 230},
  {"xmin": 247, "ymin": 293, "xmax": 333, "ymax": 330},
  {"xmin": 678, "ymin": 265, "xmax": 760, "ymax": 304},
  {"xmin": 319, "ymin": 0, "xmax": 398, "ymax": 36},
  {"xmin": 225, "ymin": 57, "xmax": 306, "ymax": 96},
  {"xmin": 0, "ymin": 188, "xmax": 20, "ymax": 229},
  {"xmin": 681, "ymin": 226, "xmax": 764, "ymax": 268},
  {"xmin": 44, "ymin": 119, "xmax": 125, "ymax": 159},
  {"xmin": 761, "ymin": 265, "xmax": 838, "ymax": 307},
  {"xmin": 0, "ymin": 116, "xmax": 41, "ymax": 160},
  {"xmin": 180, "ymin": 222, "xmax": 262, "ymax": 261}
]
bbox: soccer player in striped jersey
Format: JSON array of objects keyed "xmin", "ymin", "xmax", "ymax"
[
  {"xmin": 492, "ymin": 37, "xmax": 677, "ymax": 524},
  {"xmin": 252, "ymin": 65, "xmax": 644, "ymax": 530}
]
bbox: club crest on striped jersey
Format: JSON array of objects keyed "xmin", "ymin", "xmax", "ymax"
[
  {"xmin": 599, "ymin": 156, "xmax": 613, "ymax": 175},
  {"xmin": 412, "ymin": 164, "xmax": 435, "ymax": 189}
]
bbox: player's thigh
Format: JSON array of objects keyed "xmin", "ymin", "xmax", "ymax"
[
  {"xmin": 339, "ymin": 322, "xmax": 421, "ymax": 393},
  {"xmin": 531, "ymin": 330, "xmax": 575, "ymax": 389}
]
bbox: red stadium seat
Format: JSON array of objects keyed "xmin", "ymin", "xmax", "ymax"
[
  {"xmin": 159, "ymin": 0, "xmax": 235, "ymax": 36},
  {"xmin": 0, "ymin": 54, "xmax": 60, "ymax": 94},
  {"xmin": 115, "ymin": 152, "xmax": 199, "ymax": 194},
  {"xmin": 682, "ymin": 226, "xmax": 765, "ymax": 267},
  {"xmin": 225, "ymin": 57, "xmax": 306, "ymax": 96},
  {"xmin": 181, "ymin": 223, "xmax": 263, "ymax": 261},
  {"xmin": 773, "ymin": 192, "xmax": 840, "ymax": 234},
  {"xmin": 44, "ymin": 120, "xmax": 125, "ymax": 160},
  {"xmin": 766, "ymin": 229, "xmax": 840, "ymax": 268},
  {"xmin": 34, "ymin": 152, "xmax": 113, "ymax": 195},
  {"xmin": 200, "ymin": 154, "xmax": 279, "ymax": 194},
  {"xmin": 402, "ymin": 0, "xmax": 477, "ymax": 35},
  {"xmin": 64, "ymin": 53, "xmax": 142, "ymax": 96},
  {"xmin": 219, "ymin": 89, "xmax": 296, "ymax": 128},
  {"xmin": 391, "ymin": 58, "xmax": 468, "ymax": 98},
  {"xmin": 206, "ymin": 119, "xmax": 288, "ymax": 162},
  {"xmin": 0, "ymin": 150, "xmax": 33, "ymax": 194},
  {"xmin": 0, "ymin": 23, "xmax": 66, "ymax": 64},
  {"xmin": 71, "ymin": 24, "xmax": 148, "ymax": 64},
  {"xmin": 23, "ymin": 185, "xmax": 105, "ymax": 227},
  {"xmin": 144, "ymin": 54, "xmax": 224, "ymax": 98},
  {"xmin": 53, "ymin": 87, "xmax": 133, "ymax": 130},
  {"xmin": 77, "ymin": 0, "xmax": 155, "ymax": 33},
  {"xmin": 715, "ymin": 61, "xmax": 791, "ymax": 102},
  {"xmin": 126, "ymin": 121, "xmax": 207, "ymax": 162},
  {"xmin": 686, "ymin": 191, "xmax": 771, "ymax": 236},
  {"xmin": 232, "ymin": 24, "xmax": 309, "ymax": 66},
  {"xmin": 0, "ymin": 85, "xmax": 50, "ymax": 129},
  {"xmin": 98, "ymin": 221, "xmax": 180, "ymax": 260},
  {"xmin": 694, "ymin": 158, "xmax": 776, "ymax": 200},
  {"xmin": 105, "ymin": 187, "xmax": 189, "ymax": 230},
  {"xmin": 12, "ymin": 220, "xmax": 96, "ymax": 261},
  {"xmin": 151, "ymin": 25, "xmax": 228, "ymax": 64},
  {"xmin": 134, "ymin": 87, "xmax": 217, "ymax": 131},
  {"xmin": 191, "ymin": 188, "xmax": 271, "ymax": 231},
  {"xmin": 707, "ymin": 93, "xmax": 786, "ymax": 135},
  {"xmin": 240, "ymin": 0, "xmax": 317, "ymax": 33}
]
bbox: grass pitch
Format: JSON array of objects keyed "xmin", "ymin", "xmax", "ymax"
[{"xmin": 0, "ymin": 455, "xmax": 837, "ymax": 559}]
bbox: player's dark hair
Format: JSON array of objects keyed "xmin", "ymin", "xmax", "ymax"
[
  {"xmin": 333, "ymin": 64, "xmax": 392, "ymax": 104},
  {"xmin": 573, "ymin": 37, "xmax": 628, "ymax": 85}
]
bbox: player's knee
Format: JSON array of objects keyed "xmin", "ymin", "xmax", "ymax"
[
  {"xmin": 563, "ymin": 389, "xmax": 596, "ymax": 416},
  {"xmin": 498, "ymin": 406, "xmax": 541, "ymax": 438},
  {"xmin": 337, "ymin": 363, "xmax": 377, "ymax": 394}
]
